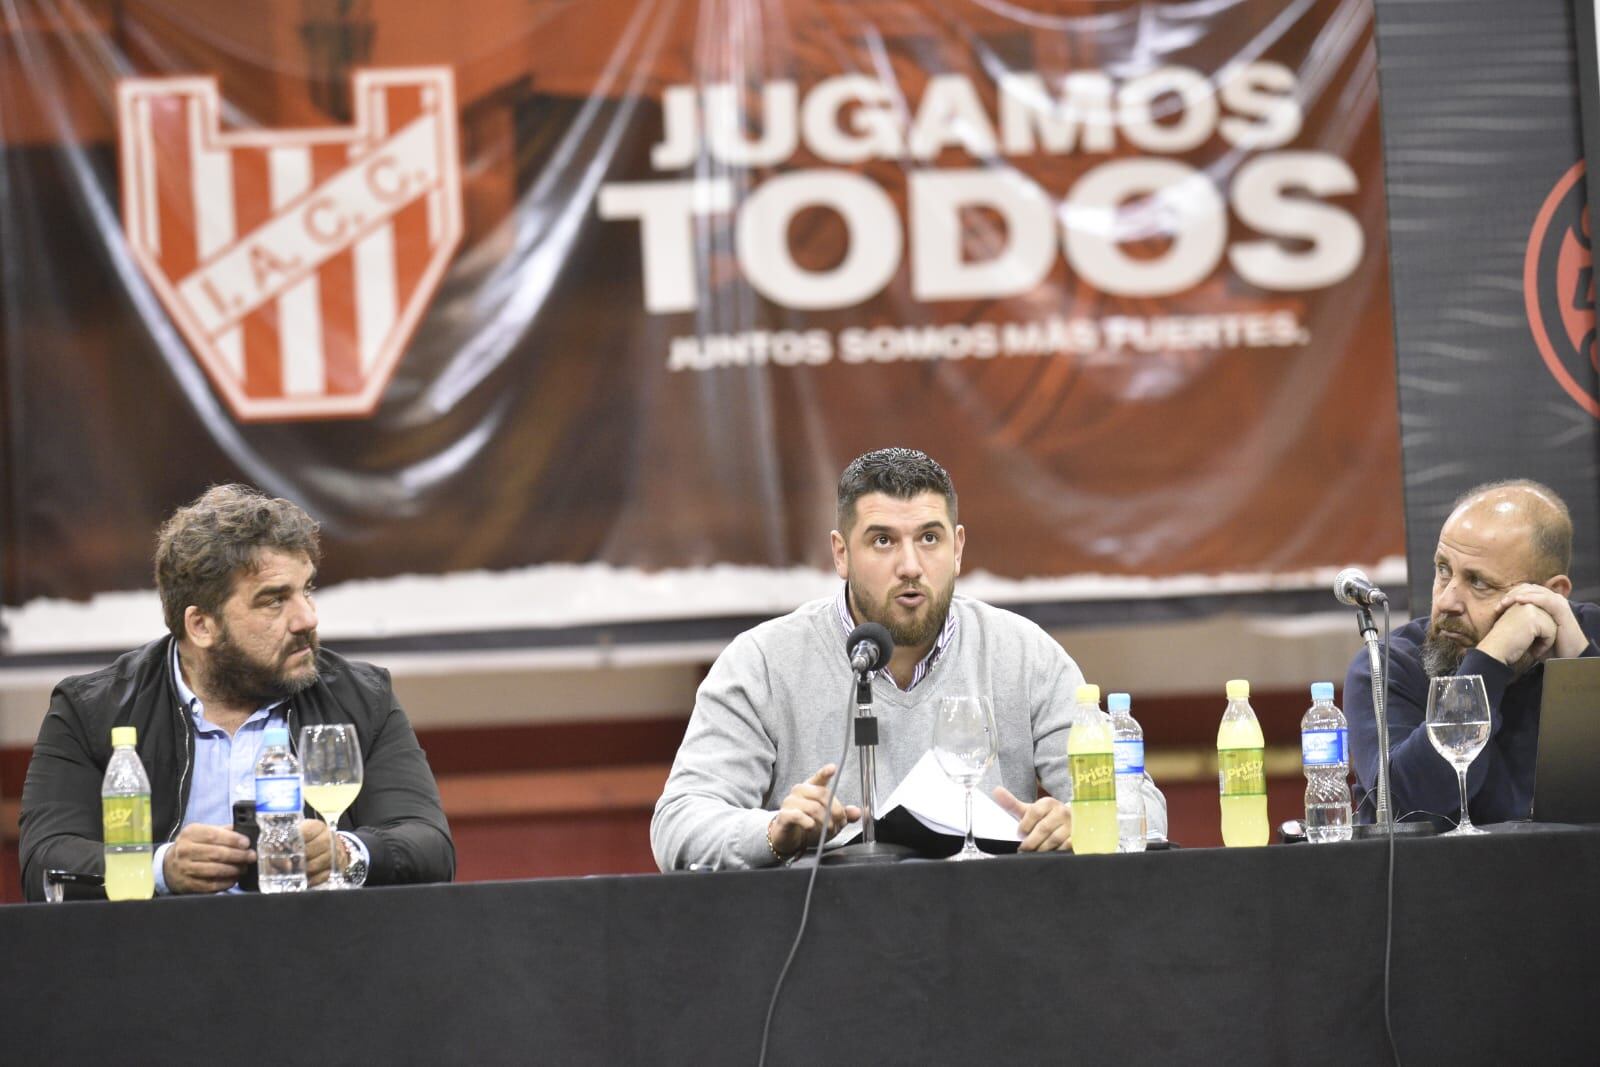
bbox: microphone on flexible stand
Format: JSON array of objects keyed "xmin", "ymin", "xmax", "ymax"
[
  {"xmin": 822, "ymin": 622, "xmax": 915, "ymax": 866},
  {"xmin": 1334, "ymin": 568, "xmax": 1435, "ymax": 839},
  {"xmin": 1334, "ymin": 567, "xmax": 1388, "ymax": 608}
]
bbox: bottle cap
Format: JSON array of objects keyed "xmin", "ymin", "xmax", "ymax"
[
  {"xmin": 1310, "ymin": 681, "xmax": 1334, "ymax": 702},
  {"xmin": 111, "ymin": 726, "xmax": 137, "ymax": 747},
  {"xmin": 1107, "ymin": 692, "xmax": 1130, "ymax": 713},
  {"xmin": 263, "ymin": 726, "xmax": 290, "ymax": 746},
  {"xmin": 1225, "ymin": 679, "xmax": 1250, "ymax": 700},
  {"xmin": 1074, "ymin": 683, "xmax": 1101, "ymax": 705}
]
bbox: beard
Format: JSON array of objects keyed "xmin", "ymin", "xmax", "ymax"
[
  {"xmin": 849, "ymin": 575, "xmax": 955, "ymax": 651},
  {"xmin": 1421, "ymin": 615, "xmax": 1476, "ymax": 678},
  {"xmin": 202, "ymin": 626, "xmax": 320, "ymax": 707}
]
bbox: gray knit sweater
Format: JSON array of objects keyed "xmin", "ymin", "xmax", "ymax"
[{"xmin": 651, "ymin": 594, "xmax": 1169, "ymax": 870}]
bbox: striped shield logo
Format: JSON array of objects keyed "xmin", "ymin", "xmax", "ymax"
[{"xmin": 116, "ymin": 68, "xmax": 463, "ymax": 421}]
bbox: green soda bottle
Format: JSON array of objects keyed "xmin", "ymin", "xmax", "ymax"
[
  {"xmin": 1067, "ymin": 684, "xmax": 1118, "ymax": 854},
  {"xmin": 102, "ymin": 726, "xmax": 155, "ymax": 900},
  {"xmin": 1217, "ymin": 679, "xmax": 1269, "ymax": 847}
]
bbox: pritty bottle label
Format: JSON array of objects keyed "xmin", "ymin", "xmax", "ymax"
[
  {"xmin": 1301, "ymin": 729, "xmax": 1347, "ymax": 766},
  {"xmin": 1070, "ymin": 753, "xmax": 1118, "ymax": 802},
  {"xmin": 102, "ymin": 795, "xmax": 152, "ymax": 847},
  {"xmin": 1218, "ymin": 749, "xmax": 1266, "ymax": 796}
]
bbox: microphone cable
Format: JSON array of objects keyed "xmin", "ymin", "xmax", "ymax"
[
  {"xmin": 1370, "ymin": 604, "xmax": 1476, "ymax": 1067},
  {"xmin": 1377, "ymin": 599, "xmax": 1401, "ymax": 1067},
  {"xmin": 756, "ymin": 682, "xmax": 858, "ymax": 1067}
]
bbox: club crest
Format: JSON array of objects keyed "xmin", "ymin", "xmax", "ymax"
[
  {"xmin": 1525, "ymin": 161, "xmax": 1600, "ymax": 419},
  {"xmin": 117, "ymin": 68, "xmax": 463, "ymax": 421}
]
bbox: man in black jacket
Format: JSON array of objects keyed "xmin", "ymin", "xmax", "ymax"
[{"xmin": 19, "ymin": 485, "xmax": 454, "ymax": 900}]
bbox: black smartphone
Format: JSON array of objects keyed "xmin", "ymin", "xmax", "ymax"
[{"xmin": 231, "ymin": 799, "xmax": 261, "ymax": 892}]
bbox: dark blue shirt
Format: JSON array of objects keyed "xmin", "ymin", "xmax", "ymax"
[{"xmin": 1344, "ymin": 601, "xmax": 1600, "ymax": 825}]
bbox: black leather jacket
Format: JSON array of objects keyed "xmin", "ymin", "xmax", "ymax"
[{"xmin": 19, "ymin": 636, "xmax": 454, "ymax": 900}]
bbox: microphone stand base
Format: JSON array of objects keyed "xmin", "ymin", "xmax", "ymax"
[
  {"xmin": 1352, "ymin": 821, "xmax": 1440, "ymax": 839},
  {"xmin": 819, "ymin": 841, "xmax": 918, "ymax": 866}
]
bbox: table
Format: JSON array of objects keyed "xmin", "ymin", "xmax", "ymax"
[{"xmin": 3, "ymin": 827, "xmax": 1597, "ymax": 1064}]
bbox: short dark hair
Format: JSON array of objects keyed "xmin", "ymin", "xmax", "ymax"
[
  {"xmin": 155, "ymin": 485, "xmax": 321, "ymax": 637},
  {"xmin": 1449, "ymin": 478, "xmax": 1572, "ymax": 579},
  {"xmin": 836, "ymin": 448, "xmax": 957, "ymax": 533}
]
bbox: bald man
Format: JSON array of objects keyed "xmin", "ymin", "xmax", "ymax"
[{"xmin": 1344, "ymin": 480, "xmax": 1600, "ymax": 826}]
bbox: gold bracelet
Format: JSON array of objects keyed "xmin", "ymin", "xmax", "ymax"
[{"xmin": 765, "ymin": 816, "xmax": 795, "ymax": 863}]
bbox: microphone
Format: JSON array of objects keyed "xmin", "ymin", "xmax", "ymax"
[
  {"xmin": 1333, "ymin": 567, "xmax": 1388, "ymax": 607},
  {"xmin": 846, "ymin": 622, "xmax": 894, "ymax": 674}
]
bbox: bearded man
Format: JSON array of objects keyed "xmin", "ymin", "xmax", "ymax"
[
  {"xmin": 651, "ymin": 448, "xmax": 1168, "ymax": 870},
  {"xmin": 1344, "ymin": 480, "xmax": 1600, "ymax": 827},
  {"xmin": 18, "ymin": 485, "xmax": 453, "ymax": 900}
]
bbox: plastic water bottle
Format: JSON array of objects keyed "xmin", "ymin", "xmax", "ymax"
[
  {"xmin": 101, "ymin": 726, "xmax": 155, "ymax": 900},
  {"xmin": 1217, "ymin": 678, "xmax": 1269, "ymax": 847},
  {"xmin": 1301, "ymin": 681, "xmax": 1353, "ymax": 843},
  {"xmin": 255, "ymin": 727, "xmax": 307, "ymax": 892},
  {"xmin": 1108, "ymin": 692, "xmax": 1147, "ymax": 852},
  {"xmin": 1067, "ymin": 684, "xmax": 1118, "ymax": 855}
]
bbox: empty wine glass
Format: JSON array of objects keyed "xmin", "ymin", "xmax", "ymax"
[
  {"xmin": 299, "ymin": 724, "xmax": 364, "ymax": 888},
  {"xmin": 932, "ymin": 695, "xmax": 999, "ymax": 861},
  {"xmin": 1424, "ymin": 675, "xmax": 1491, "ymax": 836}
]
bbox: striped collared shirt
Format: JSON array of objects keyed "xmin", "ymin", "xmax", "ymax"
[{"xmin": 835, "ymin": 584, "xmax": 958, "ymax": 691}]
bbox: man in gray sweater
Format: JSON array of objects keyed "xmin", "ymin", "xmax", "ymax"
[{"xmin": 651, "ymin": 448, "xmax": 1168, "ymax": 870}]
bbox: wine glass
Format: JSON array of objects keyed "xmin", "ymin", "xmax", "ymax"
[
  {"xmin": 299, "ymin": 724, "xmax": 364, "ymax": 888},
  {"xmin": 1424, "ymin": 675, "xmax": 1491, "ymax": 836},
  {"xmin": 932, "ymin": 695, "xmax": 999, "ymax": 861}
]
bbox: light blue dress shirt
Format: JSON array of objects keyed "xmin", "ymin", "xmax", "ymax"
[{"xmin": 153, "ymin": 645, "xmax": 367, "ymax": 893}]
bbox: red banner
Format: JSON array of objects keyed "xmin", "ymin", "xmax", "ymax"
[{"xmin": 0, "ymin": 0, "xmax": 1401, "ymax": 649}]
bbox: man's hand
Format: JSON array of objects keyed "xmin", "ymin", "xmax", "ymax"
[
  {"xmin": 993, "ymin": 788, "xmax": 1073, "ymax": 852},
  {"xmin": 1497, "ymin": 584, "xmax": 1589, "ymax": 659},
  {"xmin": 1477, "ymin": 601, "xmax": 1558, "ymax": 672},
  {"xmin": 767, "ymin": 764, "xmax": 861, "ymax": 858},
  {"xmin": 162, "ymin": 822, "xmax": 254, "ymax": 894},
  {"xmin": 302, "ymin": 819, "xmax": 337, "ymax": 887}
]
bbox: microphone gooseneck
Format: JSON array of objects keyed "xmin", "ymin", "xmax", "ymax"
[{"xmin": 1334, "ymin": 566, "xmax": 1397, "ymax": 833}]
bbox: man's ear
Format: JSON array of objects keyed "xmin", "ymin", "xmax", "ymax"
[
  {"xmin": 830, "ymin": 529, "xmax": 849, "ymax": 579},
  {"xmin": 184, "ymin": 605, "xmax": 219, "ymax": 650},
  {"xmin": 1545, "ymin": 574, "xmax": 1573, "ymax": 598}
]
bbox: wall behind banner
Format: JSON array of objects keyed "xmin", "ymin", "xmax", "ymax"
[
  {"xmin": 1374, "ymin": 0, "xmax": 1600, "ymax": 608},
  {"xmin": 0, "ymin": 0, "xmax": 1404, "ymax": 650}
]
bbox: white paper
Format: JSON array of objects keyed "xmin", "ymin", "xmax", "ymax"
[{"xmin": 832, "ymin": 750, "xmax": 1022, "ymax": 845}]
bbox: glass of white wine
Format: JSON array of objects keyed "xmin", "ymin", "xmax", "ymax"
[
  {"xmin": 931, "ymin": 695, "xmax": 998, "ymax": 861},
  {"xmin": 299, "ymin": 724, "xmax": 364, "ymax": 888},
  {"xmin": 1424, "ymin": 674, "xmax": 1491, "ymax": 836}
]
